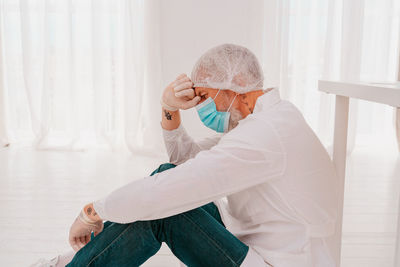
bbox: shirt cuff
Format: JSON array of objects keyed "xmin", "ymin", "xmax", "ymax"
[{"xmin": 92, "ymin": 198, "xmax": 107, "ymax": 221}]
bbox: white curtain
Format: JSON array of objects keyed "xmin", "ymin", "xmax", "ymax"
[
  {"xmin": 0, "ymin": 0, "xmax": 8, "ymax": 147},
  {"xmin": 0, "ymin": 0, "xmax": 399, "ymax": 152},
  {"xmin": 0, "ymin": 0, "xmax": 164, "ymax": 153},
  {"xmin": 262, "ymin": 0, "xmax": 400, "ymax": 147}
]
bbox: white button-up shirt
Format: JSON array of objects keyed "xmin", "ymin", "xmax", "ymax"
[{"xmin": 93, "ymin": 88, "xmax": 338, "ymax": 267}]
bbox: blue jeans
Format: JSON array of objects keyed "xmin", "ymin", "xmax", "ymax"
[{"xmin": 66, "ymin": 163, "xmax": 249, "ymax": 267}]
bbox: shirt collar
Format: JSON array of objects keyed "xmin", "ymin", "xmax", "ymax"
[{"xmin": 253, "ymin": 87, "xmax": 281, "ymax": 113}]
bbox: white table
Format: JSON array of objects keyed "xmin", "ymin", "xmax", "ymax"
[{"xmin": 318, "ymin": 80, "xmax": 400, "ymax": 267}]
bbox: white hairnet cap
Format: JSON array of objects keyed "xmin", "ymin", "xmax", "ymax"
[{"xmin": 191, "ymin": 43, "xmax": 264, "ymax": 94}]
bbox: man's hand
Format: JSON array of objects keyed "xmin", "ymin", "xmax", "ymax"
[
  {"xmin": 161, "ymin": 73, "xmax": 201, "ymax": 111},
  {"xmin": 69, "ymin": 203, "xmax": 104, "ymax": 252}
]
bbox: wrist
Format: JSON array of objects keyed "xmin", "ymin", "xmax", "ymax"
[
  {"xmin": 161, "ymin": 108, "xmax": 181, "ymax": 130},
  {"xmin": 82, "ymin": 203, "xmax": 102, "ymax": 223},
  {"xmin": 160, "ymin": 98, "xmax": 178, "ymax": 111}
]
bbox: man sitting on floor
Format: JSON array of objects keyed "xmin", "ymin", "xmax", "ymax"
[{"xmin": 34, "ymin": 43, "xmax": 338, "ymax": 267}]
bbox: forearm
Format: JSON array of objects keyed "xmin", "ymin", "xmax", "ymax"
[
  {"xmin": 161, "ymin": 106, "xmax": 221, "ymax": 165},
  {"xmin": 90, "ymin": 138, "xmax": 284, "ymax": 224},
  {"xmin": 161, "ymin": 107, "xmax": 181, "ymax": 130},
  {"xmin": 161, "ymin": 107, "xmax": 200, "ymax": 164}
]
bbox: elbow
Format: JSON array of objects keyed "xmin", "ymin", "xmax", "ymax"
[{"xmin": 167, "ymin": 149, "xmax": 187, "ymax": 165}]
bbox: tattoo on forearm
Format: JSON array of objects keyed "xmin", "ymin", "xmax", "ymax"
[
  {"xmin": 87, "ymin": 207, "xmax": 92, "ymax": 215},
  {"xmin": 164, "ymin": 109, "xmax": 172, "ymax": 120}
]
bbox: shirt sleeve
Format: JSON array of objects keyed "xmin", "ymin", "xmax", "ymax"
[
  {"xmin": 162, "ymin": 123, "xmax": 222, "ymax": 165},
  {"xmin": 94, "ymin": 118, "xmax": 286, "ymax": 224}
]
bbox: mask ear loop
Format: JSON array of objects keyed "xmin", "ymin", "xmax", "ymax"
[
  {"xmin": 227, "ymin": 93, "xmax": 239, "ymax": 112},
  {"xmin": 213, "ymin": 89, "xmax": 221, "ymax": 100}
]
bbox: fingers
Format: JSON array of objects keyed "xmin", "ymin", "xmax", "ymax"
[
  {"xmin": 175, "ymin": 88, "xmax": 195, "ymax": 98},
  {"xmin": 172, "ymin": 74, "xmax": 195, "ymax": 101},
  {"xmin": 70, "ymin": 233, "xmax": 92, "ymax": 252},
  {"xmin": 181, "ymin": 96, "xmax": 201, "ymax": 110},
  {"xmin": 174, "ymin": 80, "xmax": 193, "ymax": 91},
  {"xmin": 173, "ymin": 73, "xmax": 193, "ymax": 90},
  {"xmin": 167, "ymin": 73, "xmax": 187, "ymax": 87},
  {"xmin": 78, "ymin": 236, "xmax": 86, "ymax": 249},
  {"xmin": 68, "ymin": 216, "xmax": 101, "ymax": 252},
  {"xmin": 163, "ymin": 73, "xmax": 199, "ymax": 110},
  {"xmin": 69, "ymin": 228, "xmax": 80, "ymax": 252},
  {"xmin": 173, "ymin": 74, "xmax": 194, "ymax": 99},
  {"xmin": 170, "ymin": 74, "xmax": 189, "ymax": 87},
  {"xmin": 69, "ymin": 237, "xmax": 80, "ymax": 252}
]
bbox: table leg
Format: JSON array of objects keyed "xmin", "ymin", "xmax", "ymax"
[
  {"xmin": 396, "ymin": 149, "xmax": 400, "ymax": 266},
  {"xmin": 332, "ymin": 95, "xmax": 350, "ymax": 266},
  {"xmin": 347, "ymin": 99, "xmax": 358, "ymax": 154}
]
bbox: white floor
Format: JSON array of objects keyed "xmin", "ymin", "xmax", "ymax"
[{"xmin": 0, "ymin": 138, "xmax": 399, "ymax": 267}]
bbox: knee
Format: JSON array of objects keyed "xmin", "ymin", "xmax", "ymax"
[{"xmin": 150, "ymin": 163, "xmax": 177, "ymax": 176}]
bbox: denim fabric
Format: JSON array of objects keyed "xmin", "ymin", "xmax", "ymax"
[{"xmin": 67, "ymin": 163, "xmax": 249, "ymax": 267}]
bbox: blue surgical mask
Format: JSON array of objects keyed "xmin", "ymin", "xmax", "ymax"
[{"xmin": 195, "ymin": 89, "xmax": 238, "ymax": 133}]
